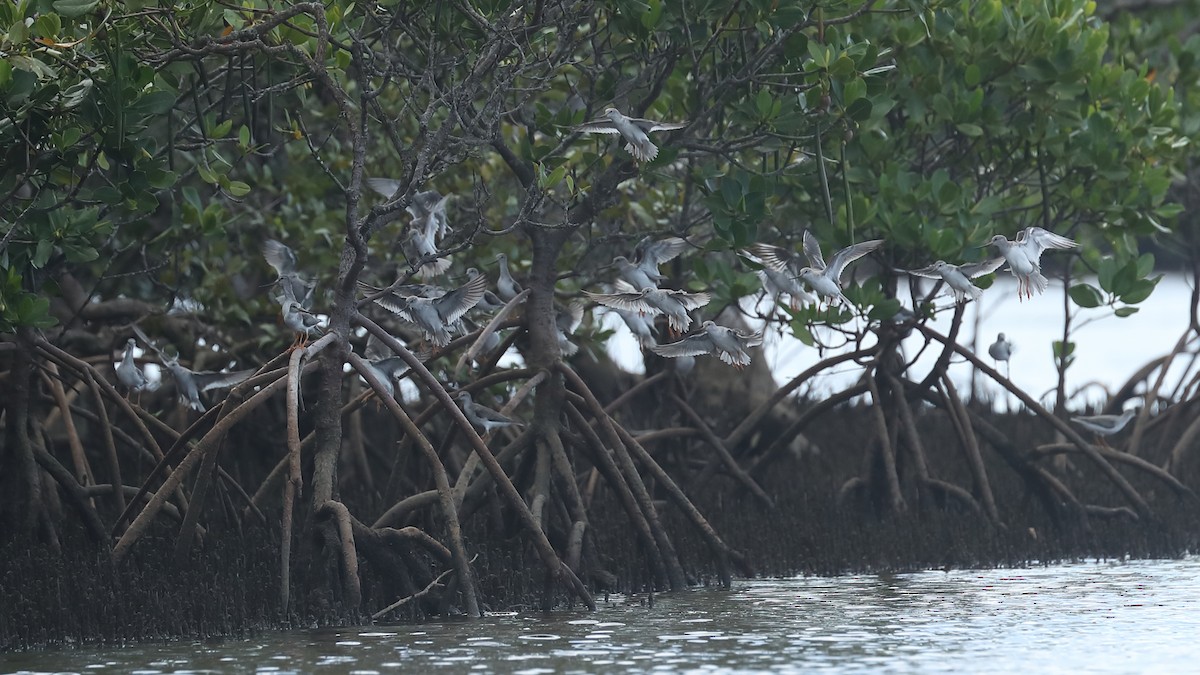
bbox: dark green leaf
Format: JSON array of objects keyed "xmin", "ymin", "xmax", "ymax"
[{"xmin": 1068, "ymin": 283, "xmax": 1103, "ymax": 308}]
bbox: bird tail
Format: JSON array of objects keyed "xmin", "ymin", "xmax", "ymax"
[
  {"xmin": 1028, "ymin": 271, "xmax": 1048, "ymax": 296},
  {"xmin": 420, "ymin": 257, "xmax": 453, "ymax": 279},
  {"xmin": 965, "ymin": 285, "xmax": 983, "ymax": 302},
  {"xmin": 626, "ymin": 140, "xmax": 658, "ymax": 163}
]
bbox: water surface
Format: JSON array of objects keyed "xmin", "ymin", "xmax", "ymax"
[{"xmin": 4, "ymin": 557, "xmax": 1197, "ymax": 673}]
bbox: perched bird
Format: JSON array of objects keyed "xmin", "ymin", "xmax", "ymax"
[
  {"xmin": 988, "ymin": 332, "xmax": 1014, "ymax": 377},
  {"xmin": 465, "ymin": 268, "xmax": 505, "ymax": 312},
  {"xmin": 282, "ymin": 297, "xmax": 323, "ymax": 346},
  {"xmin": 457, "ymin": 391, "xmax": 524, "ymax": 435},
  {"xmin": 369, "ymin": 274, "xmax": 488, "ymax": 347},
  {"xmin": 576, "ymin": 107, "xmax": 688, "ymax": 163},
  {"xmin": 262, "ymin": 239, "xmax": 316, "ymax": 309},
  {"xmin": 584, "ymin": 279, "xmax": 711, "ymax": 334},
  {"xmin": 987, "ymin": 227, "xmax": 1077, "ymax": 300},
  {"xmin": 650, "ymin": 320, "xmax": 764, "ymax": 369},
  {"xmin": 115, "ymin": 338, "xmax": 148, "ymax": 395},
  {"xmin": 161, "ymin": 355, "xmax": 253, "ymax": 413},
  {"xmin": 907, "ymin": 258, "xmax": 1006, "ymax": 304},
  {"xmin": 404, "ymin": 225, "xmax": 452, "ymax": 279},
  {"xmin": 758, "ymin": 229, "xmax": 883, "ymax": 306},
  {"xmin": 361, "ymin": 355, "xmax": 411, "ymax": 401},
  {"xmin": 495, "ymin": 253, "xmax": 523, "ymax": 302},
  {"xmin": 1071, "ymin": 408, "xmax": 1137, "ymax": 447}
]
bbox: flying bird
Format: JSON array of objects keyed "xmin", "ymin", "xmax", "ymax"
[
  {"xmin": 756, "ymin": 231, "xmax": 882, "ymax": 306},
  {"xmin": 907, "ymin": 258, "xmax": 1006, "ymax": 304},
  {"xmin": 368, "ymin": 273, "xmax": 488, "ymax": 347},
  {"xmin": 612, "ymin": 306, "xmax": 657, "ymax": 348},
  {"xmin": 456, "ymin": 391, "xmax": 524, "ymax": 435},
  {"xmin": 584, "ymin": 279, "xmax": 711, "ymax": 334},
  {"xmin": 556, "ymin": 300, "xmax": 586, "ymax": 357},
  {"xmin": 263, "ymin": 239, "xmax": 316, "ymax": 309},
  {"xmin": 576, "ymin": 107, "xmax": 688, "ymax": 163},
  {"xmin": 650, "ymin": 321, "xmax": 764, "ymax": 369},
  {"xmin": 161, "ymin": 355, "xmax": 253, "ymax": 413},
  {"xmin": 988, "ymin": 227, "xmax": 1077, "ymax": 300}
]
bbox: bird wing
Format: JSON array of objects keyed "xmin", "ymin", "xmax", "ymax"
[
  {"xmin": 958, "ymin": 257, "xmax": 1007, "ymax": 278},
  {"xmin": 746, "ymin": 243, "xmax": 802, "ymax": 274},
  {"xmin": 1018, "ymin": 227, "xmax": 1077, "ymax": 258},
  {"xmin": 262, "ymin": 239, "xmax": 298, "ymax": 277},
  {"xmin": 557, "ymin": 300, "xmax": 586, "ymax": 334},
  {"xmin": 372, "ymin": 293, "xmax": 416, "ymax": 322},
  {"xmin": 906, "ymin": 262, "xmax": 945, "ymax": 280},
  {"xmin": 649, "ymin": 332, "xmax": 715, "ymax": 358},
  {"xmin": 736, "ymin": 329, "xmax": 765, "ymax": 348},
  {"xmin": 575, "ymin": 119, "xmax": 621, "ymax": 134},
  {"xmin": 371, "ymin": 356, "xmax": 410, "ymax": 379},
  {"xmin": 826, "ymin": 239, "xmax": 884, "ymax": 283},
  {"xmin": 802, "ymin": 230, "xmax": 826, "ymax": 270},
  {"xmin": 192, "ymin": 368, "xmax": 254, "ymax": 392},
  {"xmin": 583, "ymin": 287, "xmax": 656, "ymax": 314},
  {"xmin": 630, "ymin": 118, "xmax": 688, "ymax": 132},
  {"xmin": 666, "ymin": 290, "xmax": 712, "ymax": 311},
  {"xmin": 637, "ymin": 236, "xmax": 690, "ymax": 269},
  {"xmin": 434, "ymin": 273, "xmax": 488, "ymax": 325},
  {"xmin": 365, "ymin": 177, "xmax": 402, "ymax": 199}
]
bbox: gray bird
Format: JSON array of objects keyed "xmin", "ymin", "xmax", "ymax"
[
  {"xmin": 908, "ymin": 258, "xmax": 1006, "ymax": 304},
  {"xmin": 361, "ymin": 355, "xmax": 411, "ymax": 400},
  {"xmin": 465, "ymin": 268, "xmax": 504, "ymax": 312},
  {"xmin": 612, "ymin": 237, "xmax": 691, "ymax": 291},
  {"xmin": 162, "ymin": 355, "xmax": 253, "ymax": 413},
  {"xmin": 556, "ymin": 300, "xmax": 586, "ymax": 357},
  {"xmin": 576, "ymin": 107, "xmax": 688, "ymax": 163},
  {"xmin": 370, "ymin": 274, "xmax": 488, "ymax": 347},
  {"xmin": 584, "ymin": 279, "xmax": 710, "ymax": 334},
  {"xmin": 650, "ymin": 320, "xmax": 764, "ymax": 369},
  {"xmin": 365, "ymin": 181, "xmax": 452, "ymax": 241},
  {"xmin": 612, "ymin": 307, "xmax": 656, "ymax": 348},
  {"xmin": 282, "ymin": 297, "xmax": 323, "ymax": 345},
  {"xmin": 987, "ymin": 226, "xmax": 1077, "ymax": 300},
  {"xmin": 495, "ymin": 253, "xmax": 523, "ymax": 302},
  {"xmin": 1072, "ymin": 408, "xmax": 1137, "ymax": 446},
  {"xmin": 263, "ymin": 239, "xmax": 316, "ymax": 309},
  {"xmin": 753, "ymin": 230, "xmax": 888, "ymax": 305},
  {"xmin": 115, "ymin": 338, "xmax": 148, "ymax": 394},
  {"xmin": 988, "ymin": 332, "xmax": 1014, "ymax": 377},
  {"xmin": 456, "ymin": 391, "xmax": 524, "ymax": 435}
]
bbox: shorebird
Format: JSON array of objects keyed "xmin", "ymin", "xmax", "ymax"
[
  {"xmin": 576, "ymin": 107, "xmax": 688, "ymax": 163},
  {"xmin": 263, "ymin": 239, "xmax": 316, "ymax": 309},
  {"xmin": 584, "ymin": 279, "xmax": 711, "ymax": 334},
  {"xmin": 988, "ymin": 332, "xmax": 1014, "ymax": 377},
  {"xmin": 1071, "ymin": 409, "xmax": 1137, "ymax": 447},
  {"xmin": 368, "ymin": 274, "xmax": 488, "ymax": 347},
  {"xmin": 987, "ymin": 227, "xmax": 1077, "ymax": 300},
  {"xmin": 758, "ymin": 229, "xmax": 883, "ymax": 306},
  {"xmin": 281, "ymin": 297, "xmax": 322, "ymax": 347},
  {"xmin": 495, "ymin": 253, "xmax": 523, "ymax": 302},
  {"xmin": 456, "ymin": 391, "xmax": 524, "ymax": 435},
  {"xmin": 650, "ymin": 320, "xmax": 764, "ymax": 369},
  {"xmin": 907, "ymin": 258, "xmax": 1006, "ymax": 304},
  {"xmin": 612, "ymin": 306, "xmax": 657, "ymax": 348},
  {"xmin": 161, "ymin": 355, "xmax": 253, "ymax": 413},
  {"xmin": 115, "ymin": 338, "xmax": 148, "ymax": 397},
  {"xmin": 365, "ymin": 181, "xmax": 452, "ymax": 241}
]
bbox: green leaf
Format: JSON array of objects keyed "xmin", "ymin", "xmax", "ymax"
[
  {"xmin": 640, "ymin": 0, "xmax": 661, "ymax": 29},
  {"xmin": 1135, "ymin": 253, "xmax": 1155, "ymax": 279},
  {"xmin": 964, "ymin": 63, "xmax": 981, "ymax": 87},
  {"xmin": 59, "ymin": 78, "xmax": 92, "ymax": 109},
  {"xmin": 1118, "ymin": 278, "xmax": 1157, "ymax": 304},
  {"xmin": 32, "ymin": 239, "xmax": 54, "ymax": 268},
  {"xmin": 1114, "ymin": 307, "xmax": 1139, "ymax": 318},
  {"xmin": 227, "ymin": 180, "xmax": 251, "ymax": 197},
  {"xmin": 52, "ymin": 0, "xmax": 99, "ymax": 18},
  {"xmin": 845, "ymin": 97, "xmax": 872, "ymax": 121},
  {"xmin": 238, "ymin": 124, "xmax": 251, "ymax": 148},
  {"xmin": 1068, "ymin": 283, "xmax": 1103, "ymax": 308},
  {"xmin": 956, "ymin": 123, "xmax": 983, "ymax": 137}
]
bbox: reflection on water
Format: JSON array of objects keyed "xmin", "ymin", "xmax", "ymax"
[{"xmin": 4, "ymin": 557, "xmax": 1198, "ymax": 673}]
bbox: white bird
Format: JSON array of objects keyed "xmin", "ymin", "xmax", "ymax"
[
  {"xmin": 365, "ymin": 181, "xmax": 452, "ymax": 241},
  {"xmin": 262, "ymin": 239, "xmax": 316, "ymax": 309},
  {"xmin": 650, "ymin": 321, "xmax": 764, "ymax": 369},
  {"xmin": 369, "ymin": 274, "xmax": 488, "ymax": 347},
  {"xmin": 741, "ymin": 246, "xmax": 818, "ymax": 310},
  {"xmin": 612, "ymin": 307, "xmax": 657, "ymax": 348},
  {"xmin": 457, "ymin": 391, "xmax": 524, "ymax": 435},
  {"xmin": 404, "ymin": 225, "xmax": 452, "ymax": 279},
  {"xmin": 1072, "ymin": 409, "xmax": 1137, "ymax": 445},
  {"xmin": 584, "ymin": 279, "xmax": 711, "ymax": 334},
  {"xmin": 908, "ymin": 258, "xmax": 1006, "ymax": 304},
  {"xmin": 758, "ymin": 230, "xmax": 883, "ymax": 305},
  {"xmin": 987, "ymin": 227, "xmax": 1077, "ymax": 300},
  {"xmin": 576, "ymin": 107, "xmax": 688, "ymax": 163},
  {"xmin": 115, "ymin": 338, "xmax": 148, "ymax": 394},
  {"xmin": 161, "ymin": 355, "xmax": 253, "ymax": 413},
  {"xmin": 987, "ymin": 332, "xmax": 1014, "ymax": 377},
  {"xmin": 495, "ymin": 253, "xmax": 523, "ymax": 302},
  {"xmin": 556, "ymin": 300, "xmax": 586, "ymax": 357},
  {"xmin": 282, "ymin": 298, "xmax": 322, "ymax": 345}
]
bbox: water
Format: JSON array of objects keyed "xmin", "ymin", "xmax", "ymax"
[{"xmin": 5, "ymin": 557, "xmax": 1198, "ymax": 673}]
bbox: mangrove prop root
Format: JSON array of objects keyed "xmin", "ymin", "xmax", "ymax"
[{"xmin": 670, "ymin": 393, "xmax": 774, "ymax": 508}]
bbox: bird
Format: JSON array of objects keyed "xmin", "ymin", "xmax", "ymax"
[
  {"xmin": 464, "ymin": 268, "xmax": 505, "ymax": 313},
  {"xmin": 365, "ymin": 180, "xmax": 453, "ymax": 240},
  {"xmin": 741, "ymin": 247, "xmax": 818, "ymax": 310},
  {"xmin": 556, "ymin": 300, "xmax": 586, "ymax": 357},
  {"xmin": 360, "ymin": 355, "xmax": 411, "ymax": 401},
  {"xmin": 612, "ymin": 306, "xmax": 657, "ymax": 348},
  {"xmin": 262, "ymin": 239, "xmax": 316, "ymax": 309},
  {"xmin": 771, "ymin": 231, "xmax": 883, "ymax": 306},
  {"xmin": 161, "ymin": 355, "xmax": 253, "ymax": 412},
  {"xmin": 575, "ymin": 107, "xmax": 688, "ymax": 163},
  {"xmin": 907, "ymin": 258, "xmax": 1006, "ymax": 304},
  {"xmin": 649, "ymin": 320, "xmax": 764, "ymax": 369},
  {"xmin": 456, "ymin": 391, "xmax": 524, "ymax": 435},
  {"xmin": 584, "ymin": 279, "xmax": 711, "ymax": 334},
  {"xmin": 1071, "ymin": 408, "xmax": 1137, "ymax": 447},
  {"xmin": 367, "ymin": 273, "xmax": 488, "ymax": 347},
  {"xmin": 612, "ymin": 255, "xmax": 659, "ymax": 292},
  {"xmin": 987, "ymin": 227, "xmax": 1077, "ymax": 300},
  {"xmin": 403, "ymin": 224, "xmax": 452, "ymax": 279},
  {"xmin": 115, "ymin": 338, "xmax": 148, "ymax": 396},
  {"xmin": 281, "ymin": 297, "xmax": 323, "ymax": 347},
  {"xmin": 988, "ymin": 332, "xmax": 1014, "ymax": 377},
  {"xmin": 494, "ymin": 253, "xmax": 523, "ymax": 302}
]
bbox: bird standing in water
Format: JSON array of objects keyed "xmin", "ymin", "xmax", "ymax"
[{"xmin": 988, "ymin": 333, "xmax": 1014, "ymax": 378}]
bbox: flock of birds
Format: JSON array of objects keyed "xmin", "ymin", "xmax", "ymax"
[{"xmin": 112, "ymin": 107, "xmax": 1137, "ymax": 441}]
